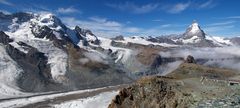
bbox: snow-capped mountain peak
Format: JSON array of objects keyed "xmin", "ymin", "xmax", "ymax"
[
  {"xmin": 189, "ymin": 21, "xmax": 200, "ymax": 34},
  {"xmin": 183, "ymin": 20, "xmax": 206, "ymax": 39},
  {"xmin": 31, "ymin": 13, "xmax": 66, "ymax": 31}
]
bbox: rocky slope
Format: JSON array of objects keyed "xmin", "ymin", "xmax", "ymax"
[{"xmin": 108, "ymin": 61, "xmax": 240, "ymax": 108}]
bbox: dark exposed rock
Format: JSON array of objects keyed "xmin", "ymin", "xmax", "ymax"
[
  {"xmin": 108, "ymin": 48, "xmax": 113, "ymax": 54},
  {"xmin": 11, "ymin": 12, "xmax": 34, "ymax": 24},
  {"xmin": 112, "ymin": 35, "xmax": 124, "ymax": 41},
  {"xmin": 151, "ymin": 55, "xmax": 162, "ymax": 68},
  {"xmin": 75, "ymin": 26, "xmax": 93, "ymax": 36},
  {"xmin": 75, "ymin": 26, "xmax": 100, "ymax": 45},
  {"xmin": 31, "ymin": 25, "xmax": 76, "ymax": 50},
  {"xmin": 32, "ymin": 25, "xmax": 52, "ymax": 39},
  {"xmin": 5, "ymin": 43, "xmax": 55, "ymax": 92},
  {"xmin": 0, "ymin": 31, "xmax": 13, "ymax": 44},
  {"xmin": 230, "ymin": 37, "xmax": 240, "ymax": 45},
  {"xmin": 185, "ymin": 55, "xmax": 196, "ymax": 63},
  {"xmin": 147, "ymin": 37, "xmax": 176, "ymax": 44},
  {"xmin": 108, "ymin": 76, "xmax": 190, "ymax": 108}
]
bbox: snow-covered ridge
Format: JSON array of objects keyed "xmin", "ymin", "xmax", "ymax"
[
  {"xmin": 206, "ymin": 36, "xmax": 233, "ymax": 46},
  {"xmin": 113, "ymin": 36, "xmax": 178, "ymax": 47},
  {"xmin": 4, "ymin": 12, "xmax": 69, "ymax": 83},
  {"xmin": 181, "ymin": 36, "xmax": 201, "ymax": 44}
]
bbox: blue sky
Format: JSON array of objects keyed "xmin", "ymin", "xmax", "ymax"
[{"xmin": 0, "ymin": 0, "xmax": 240, "ymax": 37}]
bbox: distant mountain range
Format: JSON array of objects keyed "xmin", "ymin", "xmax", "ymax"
[{"xmin": 0, "ymin": 12, "xmax": 239, "ymax": 98}]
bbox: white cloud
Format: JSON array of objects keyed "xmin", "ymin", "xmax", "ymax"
[
  {"xmin": 208, "ymin": 21, "xmax": 235, "ymax": 26},
  {"xmin": 106, "ymin": 2, "xmax": 159, "ymax": 14},
  {"xmin": 163, "ymin": 0, "xmax": 217, "ymax": 14},
  {"xmin": 0, "ymin": 9, "xmax": 10, "ymax": 14},
  {"xmin": 204, "ymin": 20, "xmax": 236, "ymax": 35},
  {"xmin": 0, "ymin": 0, "xmax": 13, "ymax": 6},
  {"xmin": 60, "ymin": 15, "xmax": 190, "ymax": 37},
  {"xmin": 89, "ymin": 16, "xmax": 122, "ymax": 27},
  {"xmin": 168, "ymin": 2, "xmax": 190, "ymax": 14},
  {"xmin": 61, "ymin": 16, "xmax": 141, "ymax": 37},
  {"xmin": 204, "ymin": 25, "xmax": 235, "ymax": 33},
  {"xmin": 226, "ymin": 16, "xmax": 240, "ymax": 19},
  {"xmin": 152, "ymin": 19, "xmax": 163, "ymax": 22},
  {"xmin": 198, "ymin": 0, "xmax": 216, "ymax": 9},
  {"xmin": 57, "ymin": 7, "xmax": 81, "ymax": 14},
  {"xmin": 160, "ymin": 24, "xmax": 172, "ymax": 28}
]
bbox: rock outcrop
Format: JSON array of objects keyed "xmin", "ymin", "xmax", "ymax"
[
  {"xmin": 112, "ymin": 35, "xmax": 124, "ymax": 41},
  {"xmin": 108, "ymin": 76, "xmax": 193, "ymax": 108},
  {"xmin": 185, "ymin": 55, "xmax": 196, "ymax": 63},
  {"xmin": 0, "ymin": 31, "xmax": 13, "ymax": 44}
]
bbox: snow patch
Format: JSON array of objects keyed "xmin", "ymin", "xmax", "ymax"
[
  {"xmin": 9, "ymin": 42, "xmax": 29, "ymax": 53},
  {"xmin": 98, "ymin": 37, "xmax": 133, "ymax": 64},
  {"xmin": 53, "ymin": 31, "xmax": 62, "ymax": 40},
  {"xmin": 182, "ymin": 36, "xmax": 201, "ymax": 43},
  {"xmin": 189, "ymin": 22, "xmax": 200, "ymax": 34},
  {"xmin": 53, "ymin": 91, "xmax": 118, "ymax": 108},
  {"xmin": 25, "ymin": 40, "xmax": 68, "ymax": 82},
  {"xmin": 116, "ymin": 36, "xmax": 178, "ymax": 47},
  {"xmin": 206, "ymin": 36, "xmax": 232, "ymax": 46},
  {"xmin": 0, "ymin": 86, "xmax": 118, "ymax": 108}
]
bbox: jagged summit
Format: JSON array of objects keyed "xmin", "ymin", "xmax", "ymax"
[{"xmin": 183, "ymin": 20, "xmax": 206, "ymax": 39}]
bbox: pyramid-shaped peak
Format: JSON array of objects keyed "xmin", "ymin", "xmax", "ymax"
[
  {"xmin": 189, "ymin": 20, "xmax": 201, "ymax": 33},
  {"xmin": 183, "ymin": 21, "xmax": 205, "ymax": 39}
]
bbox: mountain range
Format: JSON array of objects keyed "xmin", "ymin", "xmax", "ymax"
[{"xmin": 0, "ymin": 12, "xmax": 240, "ymax": 98}]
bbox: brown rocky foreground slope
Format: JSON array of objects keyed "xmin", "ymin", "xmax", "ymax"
[{"xmin": 108, "ymin": 63, "xmax": 240, "ymax": 108}]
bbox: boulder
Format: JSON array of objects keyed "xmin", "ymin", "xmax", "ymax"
[{"xmin": 185, "ymin": 55, "xmax": 196, "ymax": 63}]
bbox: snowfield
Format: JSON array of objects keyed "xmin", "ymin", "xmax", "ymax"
[
  {"xmin": 115, "ymin": 36, "xmax": 178, "ymax": 47},
  {"xmin": 53, "ymin": 91, "xmax": 118, "ymax": 108},
  {"xmin": 0, "ymin": 86, "xmax": 119, "ymax": 108}
]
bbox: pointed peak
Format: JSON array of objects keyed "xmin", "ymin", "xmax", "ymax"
[
  {"xmin": 188, "ymin": 20, "xmax": 201, "ymax": 33},
  {"xmin": 192, "ymin": 20, "xmax": 198, "ymax": 24},
  {"xmin": 183, "ymin": 21, "xmax": 206, "ymax": 39}
]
